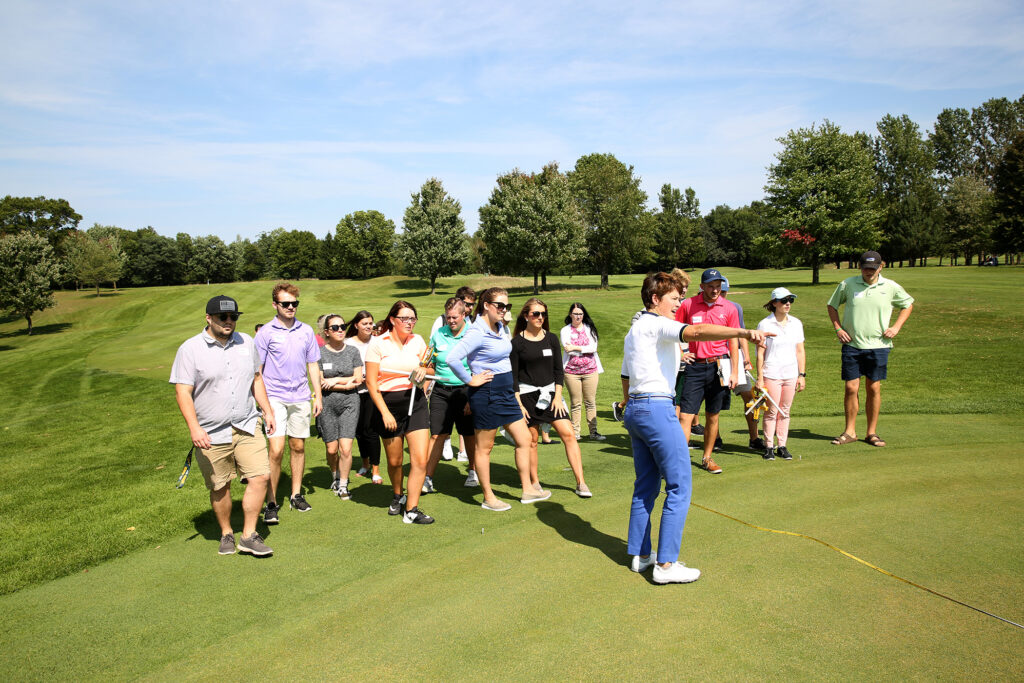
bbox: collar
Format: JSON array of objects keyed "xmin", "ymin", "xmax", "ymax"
[
  {"xmin": 859, "ymin": 274, "xmax": 886, "ymax": 287},
  {"xmin": 268, "ymin": 317, "xmax": 302, "ymax": 331},
  {"xmin": 201, "ymin": 328, "xmax": 241, "ymax": 348}
]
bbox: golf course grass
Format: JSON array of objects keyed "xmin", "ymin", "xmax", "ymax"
[{"xmin": 0, "ymin": 266, "xmax": 1021, "ymax": 680}]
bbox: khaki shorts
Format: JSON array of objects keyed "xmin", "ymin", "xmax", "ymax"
[
  {"xmin": 266, "ymin": 399, "xmax": 312, "ymax": 439},
  {"xmin": 197, "ymin": 428, "xmax": 271, "ymax": 491}
]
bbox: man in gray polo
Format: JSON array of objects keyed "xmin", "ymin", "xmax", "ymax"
[{"xmin": 170, "ymin": 295, "xmax": 277, "ymax": 556}]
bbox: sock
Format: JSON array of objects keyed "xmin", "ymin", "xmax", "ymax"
[{"xmin": 339, "ymin": 479, "xmax": 348, "ymax": 487}]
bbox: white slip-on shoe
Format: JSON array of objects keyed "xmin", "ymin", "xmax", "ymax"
[
  {"xmin": 630, "ymin": 555, "xmax": 655, "ymax": 573},
  {"xmin": 652, "ymin": 562, "xmax": 701, "ymax": 584}
]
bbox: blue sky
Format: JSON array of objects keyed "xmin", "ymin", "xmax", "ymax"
[{"xmin": 2, "ymin": 1, "xmax": 1023, "ymax": 242}]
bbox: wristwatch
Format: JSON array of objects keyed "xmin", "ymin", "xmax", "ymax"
[{"xmin": 798, "ymin": 373, "xmax": 806, "ymax": 377}]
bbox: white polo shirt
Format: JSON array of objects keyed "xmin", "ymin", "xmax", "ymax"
[
  {"xmin": 756, "ymin": 314, "xmax": 805, "ymax": 379},
  {"xmin": 621, "ymin": 312, "xmax": 687, "ymax": 395}
]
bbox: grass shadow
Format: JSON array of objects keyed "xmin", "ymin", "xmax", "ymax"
[
  {"xmin": 0, "ymin": 322, "xmax": 72, "ymax": 338},
  {"xmin": 535, "ymin": 501, "xmax": 626, "ymax": 566},
  {"xmin": 189, "ymin": 501, "xmax": 275, "ymax": 543}
]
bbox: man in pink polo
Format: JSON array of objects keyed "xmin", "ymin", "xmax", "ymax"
[
  {"xmin": 675, "ymin": 269, "xmax": 740, "ymax": 474},
  {"xmin": 254, "ymin": 282, "xmax": 323, "ymax": 523}
]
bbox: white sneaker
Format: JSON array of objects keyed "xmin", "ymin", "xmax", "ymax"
[
  {"xmin": 499, "ymin": 427, "xmax": 515, "ymax": 445},
  {"xmin": 630, "ymin": 555, "xmax": 655, "ymax": 573},
  {"xmin": 456, "ymin": 451, "xmax": 469, "ymax": 462},
  {"xmin": 652, "ymin": 562, "xmax": 701, "ymax": 584},
  {"xmin": 421, "ymin": 476, "xmax": 436, "ymax": 494},
  {"xmin": 464, "ymin": 470, "xmax": 480, "ymax": 487},
  {"xmin": 442, "ymin": 438, "xmax": 454, "ymax": 461}
]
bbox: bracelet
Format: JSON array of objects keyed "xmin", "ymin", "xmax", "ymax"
[{"xmin": 799, "ymin": 373, "xmax": 806, "ymax": 377}]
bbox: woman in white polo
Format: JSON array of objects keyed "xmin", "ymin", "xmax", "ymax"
[{"xmin": 755, "ymin": 287, "xmax": 806, "ymax": 461}]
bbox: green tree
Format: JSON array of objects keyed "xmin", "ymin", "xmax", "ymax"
[
  {"xmin": 970, "ymin": 96, "xmax": 1024, "ymax": 189},
  {"xmin": 269, "ymin": 230, "xmax": 319, "ymax": 280},
  {"xmin": 930, "ymin": 107, "xmax": 974, "ymax": 192},
  {"xmin": 873, "ymin": 114, "xmax": 942, "ymax": 266},
  {"xmin": 124, "ymin": 227, "xmax": 182, "ymax": 286},
  {"xmin": 187, "ymin": 235, "xmax": 235, "ymax": 284},
  {"xmin": 0, "ymin": 232, "xmax": 60, "ymax": 334},
  {"xmin": 478, "ymin": 163, "xmax": 587, "ymax": 294},
  {"xmin": 943, "ymin": 176, "xmax": 992, "ymax": 265},
  {"xmin": 764, "ymin": 120, "xmax": 880, "ymax": 284},
  {"xmin": 993, "ymin": 131, "xmax": 1024, "ymax": 262},
  {"xmin": 256, "ymin": 228, "xmax": 285, "ymax": 279},
  {"xmin": 651, "ymin": 185, "xmax": 705, "ymax": 270},
  {"xmin": 400, "ymin": 178, "xmax": 469, "ymax": 294},
  {"xmin": 333, "ymin": 210, "xmax": 397, "ymax": 279},
  {"xmin": 0, "ymin": 195, "xmax": 81, "ymax": 246},
  {"xmin": 66, "ymin": 231, "xmax": 123, "ymax": 294},
  {"xmin": 568, "ymin": 153, "xmax": 654, "ymax": 287}
]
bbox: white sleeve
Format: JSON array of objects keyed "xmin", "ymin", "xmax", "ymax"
[{"xmin": 657, "ymin": 317, "xmax": 685, "ymax": 341}]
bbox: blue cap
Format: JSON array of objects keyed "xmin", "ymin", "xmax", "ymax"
[
  {"xmin": 720, "ymin": 277, "xmax": 730, "ymax": 292},
  {"xmin": 701, "ymin": 268, "xmax": 725, "ymax": 284}
]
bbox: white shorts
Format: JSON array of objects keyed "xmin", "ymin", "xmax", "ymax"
[{"xmin": 266, "ymin": 399, "xmax": 312, "ymax": 439}]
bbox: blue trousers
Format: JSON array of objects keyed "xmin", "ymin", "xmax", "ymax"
[{"xmin": 623, "ymin": 396, "xmax": 692, "ymax": 564}]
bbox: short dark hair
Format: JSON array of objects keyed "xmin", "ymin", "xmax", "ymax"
[
  {"xmin": 444, "ymin": 297, "xmax": 463, "ymax": 312},
  {"xmin": 455, "ymin": 286, "xmax": 476, "ymax": 301},
  {"xmin": 641, "ymin": 272, "xmax": 684, "ymax": 309}
]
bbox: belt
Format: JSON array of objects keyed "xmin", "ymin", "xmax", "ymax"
[
  {"xmin": 628, "ymin": 393, "xmax": 674, "ymax": 400},
  {"xmin": 693, "ymin": 355, "xmax": 726, "ymax": 364}
]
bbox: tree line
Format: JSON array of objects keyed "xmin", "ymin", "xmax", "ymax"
[{"xmin": 2, "ymin": 94, "xmax": 1022, "ymax": 332}]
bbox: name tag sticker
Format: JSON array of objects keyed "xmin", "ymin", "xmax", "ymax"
[
  {"xmin": 322, "ymin": 363, "xmax": 333, "ymax": 370},
  {"xmin": 542, "ymin": 348, "xmax": 553, "ymax": 357},
  {"xmin": 692, "ymin": 315, "xmax": 703, "ymax": 323}
]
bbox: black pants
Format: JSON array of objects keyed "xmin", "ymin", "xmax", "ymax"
[{"xmin": 355, "ymin": 392, "xmax": 381, "ymax": 466}]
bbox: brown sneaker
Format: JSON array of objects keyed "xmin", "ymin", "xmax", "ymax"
[{"xmin": 702, "ymin": 456, "xmax": 723, "ymax": 474}]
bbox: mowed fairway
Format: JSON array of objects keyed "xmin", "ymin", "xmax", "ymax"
[{"xmin": 0, "ymin": 267, "xmax": 1022, "ymax": 680}]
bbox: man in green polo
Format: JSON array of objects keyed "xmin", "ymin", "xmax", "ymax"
[{"xmin": 826, "ymin": 251, "xmax": 914, "ymax": 448}]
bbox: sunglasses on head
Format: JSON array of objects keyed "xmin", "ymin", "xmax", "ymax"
[
  {"xmin": 528, "ymin": 310, "xmax": 547, "ymax": 318},
  {"xmin": 489, "ymin": 301, "xmax": 509, "ymax": 312},
  {"xmin": 215, "ymin": 313, "xmax": 239, "ymax": 322},
  {"xmin": 276, "ymin": 300, "xmax": 299, "ymax": 309},
  {"xmin": 778, "ymin": 297, "xmax": 796, "ymax": 304}
]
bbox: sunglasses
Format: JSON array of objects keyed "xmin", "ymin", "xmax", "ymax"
[
  {"xmin": 215, "ymin": 313, "xmax": 239, "ymax": 322},
  {"xmin": 778, "ymin": 297, "xmax": 796, "ymax": 304},
  {"xmin": 394, "ymin": 316, "xmax": 417, "ymax": 324},
  {"xmin": 327, "ymin": 324, "xmax": 345, "ymax": 332},
  {"xmin": 275, "ymin": 300, "xmax": 299, "ymax": 309},
  {"xmin": 528, "ymin": 311, "xmax": 548, "ymax": 318},
  {"xmin": 489, "ymin": 302, "xmax": 510, "ymax": 312}
]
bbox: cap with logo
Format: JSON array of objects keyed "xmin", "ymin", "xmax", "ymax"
[
  {"xmin": 701, "ymin": 268, "xmax": 725, "ymax": 284},
  {"xmin": 859, "ymin": 251, "xmax": 882, "ymax": 269},
  {"xmin": 206, "ymin": 295, "xmax": 242, "ymax": 316}
]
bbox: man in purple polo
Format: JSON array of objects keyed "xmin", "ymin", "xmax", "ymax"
[{"xmin": 254, "ymin": 282, "xmax": 323, "ymax": 523}]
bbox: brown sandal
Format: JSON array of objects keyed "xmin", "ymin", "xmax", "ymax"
[
  {"xmin": 831, "ymin": 433, "xmax": 857, "ymax": 445},
  {"xmin": 865, "ymin": 434, "xmax": 886, "ymax": 447}
]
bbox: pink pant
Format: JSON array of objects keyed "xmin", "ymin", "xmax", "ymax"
[{"xmin": 762, "ymin": 377, "xmax": 796, "ymax": 448}]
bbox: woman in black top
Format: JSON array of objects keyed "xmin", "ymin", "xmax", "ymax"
[{"xmin": 511, "ymin": 298, "xmax": 591, "ymax": 498}]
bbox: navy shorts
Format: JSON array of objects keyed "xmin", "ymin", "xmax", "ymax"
[
  {"xmin": 467, "ymin": 371, "xmax": 524, "ymax": 430},
  {"xmin": 841, "ymin": 345, "xmax": 890, "ymax": 381},
  {"xmin": 678, "ymin": 361, "xmax": 730, "ymax": 415},
  {"xmin": 429, "ymin": 382, "xmax": 474, "ymax": 436}
]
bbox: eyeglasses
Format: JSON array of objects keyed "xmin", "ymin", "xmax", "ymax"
[
  {"xmin": 489, "ymin": 302, "xmax": 510, "ymax": 312},
  {"xmin": 394, "ymin": 316, "xmax": 417, "ymax": 324},
  {"xmin": 778, "ymin": 297, "xmax": 796, "ymax": 304},
  {"xmin": 215, "ymin": 313, "xmax": 239, "ymax": 322},
  {"xmin": 528, "ymin": 311, "xmax": 547, "ymax": 318},
  {"xmin": 327, "ymin": 324, "xmax": 345, "ymax": 332},
  {"xmin": 275, "ymin": 300, "xmax": 299, "ymax": 309},
  {"xmin": 571, "ymin": 312, "xmax": 584, "ymax": 317}
]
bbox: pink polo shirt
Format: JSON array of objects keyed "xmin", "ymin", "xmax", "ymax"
[{"xmin": 675, "ymin": 294, "xmax": 739, "ymax": 359}]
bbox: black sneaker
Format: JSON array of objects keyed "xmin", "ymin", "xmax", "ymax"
[
  {"xmin": 403, "ymin": 507, "xmax": 435, "ymax": 525},
  {"xmin": 611, "ymin": 401, "xmax": 624, "ymax": 422},
  {"xmin": 749, "ymin": 437, "xmax": 767, "ymax": 451},
  {"xmin": 263, "ymin": 501, "xmax": 280, "ymax": 525},
  {"xmin": 692, "ymin": 424, "xmax": 705, "ymax": 436},
  {"xmin": 289, "ymin": 494, "xmax": 311, "ymax": 512},
  {"xmin": 777, "ymin": 446, "xmax": 793, "ymax": 460},
  {"xmin": 762, "ymin": 447, "xmax": 775, "ymax": 460},
  {"xmin": 388, "ymin": 493, "xmax": 407, "ymax": 516},
  {"xmin": 713, "ymin": 435, "xmax": 723, "ymax": 452}
]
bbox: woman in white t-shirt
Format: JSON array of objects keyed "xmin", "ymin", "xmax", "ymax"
[{"xmin": 755, "ymin": 287, "xmax": 806, "ymax": 461}]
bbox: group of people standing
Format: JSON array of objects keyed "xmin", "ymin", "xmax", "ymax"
[{"xmin": 171, "ymin": 252, "xmax": 913, "ymax": 577}]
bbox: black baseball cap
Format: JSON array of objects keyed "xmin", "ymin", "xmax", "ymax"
[
  {"xmin": 206, "ymin": 295, "xmax": 242, "ymax": 316},
  {"xmin": 859, "ymin": 251, "xmax": 882, "ymax": 269}
]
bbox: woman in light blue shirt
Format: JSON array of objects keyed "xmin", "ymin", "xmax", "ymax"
[{"xmin": 446, "ymin": 287, "xmax": 548, "ymax": 511}]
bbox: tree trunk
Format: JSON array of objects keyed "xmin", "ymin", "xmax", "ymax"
[
  {"xmin": 939, "ymin": 255, "xmax": 944, "ymax": 266},
  {"xmin": 533, "ymin": 271, "xmax": 539, "ymax": 295},
  {"xmin": 811, "ymin": 252, "xmax": 820, "ymax": 285},
  {"xmin": 600, "ymin": 268, "xmax": 609, "ymax": 289},
  {"xmin": 541, "ymin": 271, "xmax": 548, "ymax": 291},
  {"xmin": 965, "ymin": 253, "xmax": 973, "ymax": 265},
  {"xmin": 429, "ymin": 275, "xmax": 436, "ymax": 295},
  {"xmin": 25, "ymin": 314, "xmax": 33, "ymax": 336},
  {"xmin": 113, "ymin": 279, "xmax": 118, "ymax": 292},
  {"xmin": 95, "ymin": 283, "xmax": 100, "ymax": 295}
]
